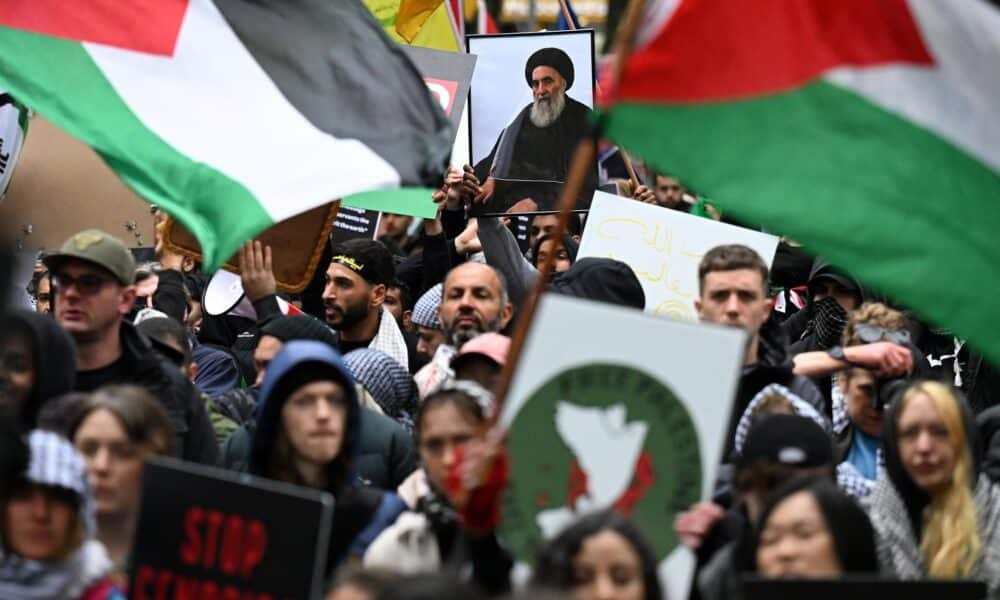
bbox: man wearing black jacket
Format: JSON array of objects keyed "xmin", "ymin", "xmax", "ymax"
[
  {"xmin": 44, "ymin": 229, "xmax": 218, "ymax": 464},
  {"xmin": 695, "ymin": 244, "xmax": 827, "ymax": 460}
]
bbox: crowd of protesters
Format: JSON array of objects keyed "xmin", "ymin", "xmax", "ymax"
[{"xmin": 3, "ymin": 41, "xmax": 1000, "ymax": 595}]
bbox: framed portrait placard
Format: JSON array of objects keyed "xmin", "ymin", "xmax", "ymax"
[{"xmin": 467, "ymin": 30, "xmax": 597, "ymax": 213}]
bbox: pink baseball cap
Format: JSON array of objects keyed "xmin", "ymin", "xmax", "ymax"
[{"xmin": 451, "ymin": 332, "xmax": 510, "ymax": 368}]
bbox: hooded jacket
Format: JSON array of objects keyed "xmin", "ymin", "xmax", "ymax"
[
  {"xmin": 3, "ymin": 310, "xmax": 77, "ymax": 431},
  {"xmin": 249, "ymin": 341, "xmax": 404, "ymax": 569},
  {"xmin": 866, "ymin": 388, "xmax": 1000, "ymax": 594},
  {"xmin": 548, "ymin": 257, "xmax": 645, "ymax": 309}
]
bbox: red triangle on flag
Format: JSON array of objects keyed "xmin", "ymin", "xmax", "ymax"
[{"xmin": 1, "ymin": 0, "xmax": 189, "ymax": 57}]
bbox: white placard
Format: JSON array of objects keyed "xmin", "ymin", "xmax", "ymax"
[
  {"xmin": 577, "ymin": 191, "xmax": 780, "ymax": 320},
  {"xmin": 500, "ymin": 293, "xmax": 746, "ymax": 600}
]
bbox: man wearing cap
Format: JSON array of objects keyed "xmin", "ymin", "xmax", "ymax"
[
  {"xmin": 44, "ymin": 229, "xmax": 217, "ymax": 464},
  {"xmin": 675, "ymin": 414, "xmax": 836, "ymax": 599},
  {"xmin": 323, "ymin": 239, "xmax": 408, "ymax": 371},
  {"xmin": 473, "ymin": 46, "xmax": 594, "ymax": 208}
]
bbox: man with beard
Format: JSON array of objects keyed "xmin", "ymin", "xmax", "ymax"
[
  {"xmin": 414, "ymin": 263, "xmax": 513, "ymax": 397},
  {"xmin": 323, "ymin": 239, "xmax": 409, "ymax": 370},
  {"xmin": 473, "ymin": 47, "xmax": 595, "ymax": 208}
]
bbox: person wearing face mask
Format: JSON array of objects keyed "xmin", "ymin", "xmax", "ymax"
[
  {"xmin": 0, "ymin": 430, "xmax": 124, "ymax": 600},
  {"xmin": 250, "ymin": 340, "xmax": 405, "ymax": 574},
  {"xmin": 866, "ymin": 380, "xmax": 1000, "ymax": 593},
  {"xmin": 746, "ymin": 477, "xmax": 879, "ymax": 581},
  {"xmin": 67, "ymin": 385, "xmax": 174, "ymax": 577},
  {"xmin": 0, "ymin": 310, "xmax": 77, "ymax": 432},
  {"xmin": 364, "ymin": 381, "xmax": 513, "ymax": 596},
  {"xmin": 531, "ymin": 509, "xmax": 663, "ymax": 600}
]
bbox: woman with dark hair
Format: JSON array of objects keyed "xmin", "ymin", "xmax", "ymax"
[
  {"xmin": 364, "ymin": 380, "xmax": 512, "ymax": 596},
  {"xmin": 531, "ymin": 233, "xmax": 579, "ymax": 273},
  {"xmin": 250, "ymin": 340, "xmax": 404, "ymax": 574},
  {"xmin": 68, "ymin": 385, "xmax": 174, "ymax": 575},
  {"xmin": 746, "ymin": 477, "xmax": 878, "ymax": 578},
  {"xmin": 0, "ymin": 430, "xmax": 124, "ymax": 599},
  {"xmin": 0, "ymin": 310, "xmax": 76, "ymax": 431},
  {"xmin": 532, "ymin": 509, "xmax": 663, "ymax": 600},
  {"xmin": 867, "ymin": 381, "xmax": 1000, "ymax": 592}
]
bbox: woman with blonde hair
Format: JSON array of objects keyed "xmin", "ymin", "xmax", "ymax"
[{"xmin": 867, "ymin": 380, "xmax": 1000, "ymax": 592}]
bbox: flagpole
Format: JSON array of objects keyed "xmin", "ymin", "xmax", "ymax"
[{"xmin": 491, "ymin": 0, "xmax": 650, "ymax": 412}]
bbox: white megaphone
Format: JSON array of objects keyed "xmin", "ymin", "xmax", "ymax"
[{"xmin": 202, "ymin": 269, "xmax": 302, "ymax": 319}]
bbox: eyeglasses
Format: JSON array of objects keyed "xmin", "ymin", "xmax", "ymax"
[
  {"xmin": 51, "ymin": 272, "xmax": 114, "ymax": 296},
  {"xmin": 855, "ymin": 323, "xmax": 911, "ymax": 345},
  {"xmin": 36, "ymin": 293, "xmax": 51, "ymax": 303}
]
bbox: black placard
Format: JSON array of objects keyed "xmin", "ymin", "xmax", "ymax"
[{"xmin": 129, "ymin": 456, "xmax": 333, "ymax": 600}]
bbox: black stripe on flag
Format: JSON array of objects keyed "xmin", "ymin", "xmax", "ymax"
[{"xmin": 215, "ymin": 0, "xmax": 453, "ymax": 187}]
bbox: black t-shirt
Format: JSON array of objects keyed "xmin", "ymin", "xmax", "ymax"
[
  {"xmin": 337, "ymin": 338, "xmax": 372, "ymax": 356},
  {"xmin": 76, "ymin": 355, "xmax": 129, "ymax": 393}
]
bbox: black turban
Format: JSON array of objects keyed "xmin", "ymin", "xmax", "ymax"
[{"xmin": 525, "ymin": 47, "xmax": 574, "ymax": 91}]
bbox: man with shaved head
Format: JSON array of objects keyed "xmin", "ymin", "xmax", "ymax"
[{"xmin": 415, "ymin": 262, "xmax": 514, "ymax": 396}]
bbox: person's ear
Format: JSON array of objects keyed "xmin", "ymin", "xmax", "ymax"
[
  {"xmin": 371, "ymin": 283, "xmax": 387, "ymax": 307},
  {"xmin": 119, "ymin": 285, "xmax": 138, "ymax": 317},
  {"xmin": 694, "ymin": 298, "xmax": 703, "ymax": 318},
  {"xmin": 403, "ymin": 310, "xmax": 413, "ymax": 331},
  {"xmin": 500, "ymin": 302, "xmax": 514, "ymax": 329}
]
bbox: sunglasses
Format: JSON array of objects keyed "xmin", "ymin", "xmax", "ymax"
[
  {"xmin": 51, "ymin": 272, "xmax": 115, "ymax": 296},
  {"xmin": 36, "ymin": 293, "xmax": 51, "ymax": 303},
  {"xmin": 855, "ymin": 323, "xmax": 911, "ymax": 345}
]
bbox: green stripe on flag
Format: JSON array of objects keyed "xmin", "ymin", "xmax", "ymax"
[
  {"xmin": 605, "ymin": 79, "xmax": 1000, "ymax": 364},
  {"xmin": 344, "ymin": 187, "xmax": 438, "ymax": 219},
  {"xmin": 0, "ymin": 26, "xmax": 271, "ymax": 271}
]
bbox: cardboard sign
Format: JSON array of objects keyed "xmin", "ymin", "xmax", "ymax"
[
  {"xmin": 331, "ymin": 206, "xmax": 382, "ymax": 244},
  {"xmin": 130, "ymin": 456, "xmax": 333, "ymax": 600},
  {"xmin": 400, "ymin": 45, "xmax": 476, "ymax": 133},
  {"xmin": 499, "ymin": 293, "xmax": 746, "ymax": 600},
  {"xmin": 577, "ymin": 191, "xmax": 780, "ymax": 319}
]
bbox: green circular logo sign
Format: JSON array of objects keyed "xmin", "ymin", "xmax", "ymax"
[{"xmin": 501, "ymin": 363, "xmax": 702, "ymax": 562}]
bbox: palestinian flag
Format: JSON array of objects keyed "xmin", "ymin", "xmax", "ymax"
[
  {"xmin": 0, "ymin": 0, "xmax": 453, "ymax": 270},
  {"xmin": 605, "ymin": 0, "xmax": 1000, "ymax": 364}
]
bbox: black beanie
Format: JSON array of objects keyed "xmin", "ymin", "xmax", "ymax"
[
  {"xmin": 525, "ymin": 47, "xmax": 575, "ymax": 90},
  {"xmin": 260, "ymin": 315, "xmax": 337, "ymax": 348}
]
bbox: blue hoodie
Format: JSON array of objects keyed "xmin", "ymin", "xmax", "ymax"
[
  {"xmin": 248, "ymin": 340, "xmax": 403, "ymax": 568},
  {"xmin": 250, "ymin": 340, "xmax": 361, "ymax": 482}
]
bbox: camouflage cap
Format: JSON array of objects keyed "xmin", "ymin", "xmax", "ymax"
[{"xmin": 43, "ymin": 229, "xmax": 136, "ymax": 285}]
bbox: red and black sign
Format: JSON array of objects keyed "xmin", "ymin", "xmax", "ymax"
[{"xmin": 129, "ymin": 456, "xmax": 333, "ymax": 600}]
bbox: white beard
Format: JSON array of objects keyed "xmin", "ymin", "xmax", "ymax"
[{"xmin": 529, "ymin": 91, "xmax": 566, "ymax": 128}]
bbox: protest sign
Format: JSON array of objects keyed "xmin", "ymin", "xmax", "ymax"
[
  {"xmin": 577, "ymin": 191, "xmax": 780, "ymax": 319},
  {"xmin": 467, "ymin": 30, "xmax": 596, "ymax": 212},
  {"xmin": 499, "ymin": 293, "xmax": 746, "ymax": 600},
  {"xmin": 331, "ymin": 206, "xmax": 382, "ymax": 244},
  {"xmin": 400, "ymin": 45, "xmax": 476, "ymax": 134},
  {"xmin": 0, "ymin": 89, "xmax": 28, "ymax": 204},
  {"xmin": 129, "ymin": 456, "xmax": 333, "ymax": 600}
]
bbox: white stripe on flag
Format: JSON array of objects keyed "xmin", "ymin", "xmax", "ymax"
[
  {"xmin": 84, "ymin": 0, "xmax": 400, "ymax": 222},
  {"xmin": 824, "ymin": 0, "xmax": 1000, "ymax": 172}
]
